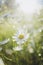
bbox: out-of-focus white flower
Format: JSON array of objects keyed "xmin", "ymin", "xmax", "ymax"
[
  {"xmin": 0, "ymin": 38, "xmax": 10, "ymax": 45},
  {"xmin": 38, "ymin": 53, "xmax": 41, "ymax": 56},
  {"xmin": 29, "ymin": 47, "xmax": 34, "ymax": 53},
  {"xmin": 28, "ymin": 45, "xmax": 34, "ymax": 53},
  {"xmin": 5, "ymin": 49, "xmax": 13, "ymax": 55},
  {"xmin": 12, "ymin": 28, "xmax": 29, "ymax": 44},
  {"xmin": 13, "ymin": 46, "xmax": 23, "ymax": 51},
  {"xmin": 0, "ymin": 58, "xmax": 4, "ymax": 65}
]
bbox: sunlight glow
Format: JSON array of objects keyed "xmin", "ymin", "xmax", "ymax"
[{"xmin": 16, "ymin": 0, "xmax": 41, "ymax": 15}]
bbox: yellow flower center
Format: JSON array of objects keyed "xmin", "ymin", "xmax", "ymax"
[{"xmin": 18, "ymin": 34, "xmax": 24, "ymax": 39}]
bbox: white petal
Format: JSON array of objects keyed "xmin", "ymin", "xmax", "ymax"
[
  {"xmin": 13, "ymin": 46, "xmax": 22, "ymax": 51},
  {"xmin": 0, "ymin": 58, "xmax": 4, "ymax": 65},
  {"xmin": 0, "ymin": 39, "xmax": 10, "ymax": 45},
  {"xmin": 17, "ymin": 39, "xmax": 24, "ymax": 45}
]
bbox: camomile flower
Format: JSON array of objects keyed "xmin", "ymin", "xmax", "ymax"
[
  {"xmin": 13, "ymin": 46, "xmax": 23, "ymax": 51},
  {"xmin": 12, "ymin": 28, "xmax": 29, "ymax": 45}
]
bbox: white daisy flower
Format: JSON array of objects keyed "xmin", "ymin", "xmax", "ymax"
[
  {"xmin": 0, "ymin": 58, "xmax": 4, "ymax": 65},
  {"xmin": 13, "ymin": 46, "xmax": 23, "ymax": 51},
  {"xmin": 0, "ymin": 38, "xmax": 10, "ymax": 45},
  {"xmin": 12, "ymin": 28, "xmax": 29, "ymax": 45}
]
